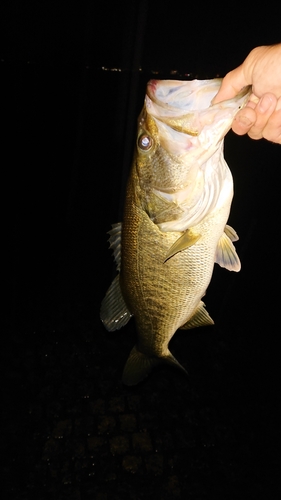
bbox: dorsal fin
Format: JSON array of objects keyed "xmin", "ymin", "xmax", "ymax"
[
  {"xmin": 100, "ymin": 275, "xmax": 132, "ymax": 331},
  {"xmin": 108, "ymin": 222, "xmax": 122, "ymax": 271}
]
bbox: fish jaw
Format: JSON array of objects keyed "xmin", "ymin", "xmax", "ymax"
[{"xmin": 145, "ymin": 79, "xmax": 251, "ymax": 158}]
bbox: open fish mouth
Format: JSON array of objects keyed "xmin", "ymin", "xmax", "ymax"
[
  {"xmin": 146, "ymin": 78, "xmax": 223, "ymax": 115},
  {"xmin": 146, "ymin": 78, "xmax": 250, "ymax": 115},
  {"xmin": 144, "ymin": 79, "xmax": 251, "ymax": 154}
]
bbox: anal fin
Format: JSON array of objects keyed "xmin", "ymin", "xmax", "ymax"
[{"xmin": 180, "ymin": 300, "xmax": 214, "ymax": 330}]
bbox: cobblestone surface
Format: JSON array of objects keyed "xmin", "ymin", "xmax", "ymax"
[{"xmin": 3, "ymin": 294, "xmax": 280, "ymax": 500}]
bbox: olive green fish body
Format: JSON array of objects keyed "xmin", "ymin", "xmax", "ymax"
[{"xmin": 121, "ymin": 165, "xmax": 228, "ymax": 353}]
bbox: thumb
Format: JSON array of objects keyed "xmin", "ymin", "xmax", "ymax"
[{"xmin": 212, "ymin": 66, "xmax": 248, "ymax": 104}]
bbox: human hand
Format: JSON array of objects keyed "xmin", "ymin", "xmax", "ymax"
[{"xmin": 213, "ymin": 44, "xmax": 281, "ymax": 144}]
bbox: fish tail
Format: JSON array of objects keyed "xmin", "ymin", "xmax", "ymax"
[
  {"xmin": 164, "ymin": 351, "xmax": 189, "ymax": 377},
  {"xmin": 122, "ymin": 346, "xmax": 161, "ymax": 386},
  {"xmin": 122, "ymin": 346, "xmax": 188, "ymax": 386}
]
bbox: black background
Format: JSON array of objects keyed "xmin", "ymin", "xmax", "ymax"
[
  {"xmin": 2, "ymin": 1, "xmax": 281, "ymax": 498},
  {"xmin": 3, "ymin": 0, "xmax": 281, "ymax": 329}
]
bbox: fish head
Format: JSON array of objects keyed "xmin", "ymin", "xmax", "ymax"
[{"xmin": 134, "ymin": 78, "xmax": 251, "ymax": 227}]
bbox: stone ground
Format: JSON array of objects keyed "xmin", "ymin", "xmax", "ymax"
[{"xmin": 2, "ymin": 290, "xmax": 280, "ymax": 500}]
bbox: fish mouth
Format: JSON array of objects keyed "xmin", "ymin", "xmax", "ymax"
[
  {"xmin": 144, "ymin": 79, "xmax": 251, "ymax": 153},
  {"xmin": 146, "ymin": 78, "xmax": 222, "ymax": 120},
  {"xmin": 146, "ymin": 78, "xmax": 250, "ymax": 114}
]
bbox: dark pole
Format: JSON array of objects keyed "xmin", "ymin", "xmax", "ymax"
[{"xmin": 116, "ymin": 0, "xmax": 148, "ymax": 221}]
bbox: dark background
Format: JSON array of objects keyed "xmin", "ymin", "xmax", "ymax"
[{"xmin": 2, "ymin": 1, "xmax": 281, "ymax": 499}]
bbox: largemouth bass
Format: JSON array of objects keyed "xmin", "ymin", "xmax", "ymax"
[{"xmin": 101, "ymin": 78, "xmax": 251, "ymax": 386}]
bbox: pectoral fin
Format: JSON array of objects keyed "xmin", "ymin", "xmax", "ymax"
[
  {"xmin": 224, "ymin": 224, "xmax": 239, "ymax": 242},
  {"xmin": 215, "ymin": 225, "xmax": 241, "ymax": 272},
  {"xmin": 164, "ymin": 229, "xmax": 201, "ymax": 262},
  {"xmin": 100, "ymin": 275, "xmax": 132, "ymax": 331},
  {"xmin": 180, "ymin": 300, "xmax": 214, "ymax": 330}
]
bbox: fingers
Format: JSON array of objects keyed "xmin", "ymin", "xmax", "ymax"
[
  {"xmin": 246, "ymin": 93, "xmax": 277, "ymax": 139},
  {"xmin": 212, "ymin": 66, "xmax": 248, "ymax": 104},
  {"xmin": 231, "ymin": 107, "xmax": 257, "ymax": 135},
  {"xmin": 260, "ymin": 97, "xmax": 281, "ymax": 144},
  {"xmin": 212, "ymin": 44, "xmax": 281, "ymax": 143},
  {"xmin": 214, "ymin": 44, "xmax": 281, "ymax": 105},
  {"xmin": 232, "ymin": 93, "xmax": 281, "ymax": 144}
]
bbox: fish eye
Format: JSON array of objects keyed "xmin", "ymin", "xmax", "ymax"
[{"xmin": 138, "ymin": 134, "xmax": 153, "ymax": 151}]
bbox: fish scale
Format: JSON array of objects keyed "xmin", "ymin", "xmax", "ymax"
[{"xmin": 121, "ymin": 193, "xmax": 225, "ymax": 348}]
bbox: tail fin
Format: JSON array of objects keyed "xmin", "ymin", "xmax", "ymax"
[
  {"xmin": 164, "ymin": 351, "xmax": 188, "ymax": 377},
  {"xmin": 122, "ymin": 346, "xmax": 188, "ymax": 386}
]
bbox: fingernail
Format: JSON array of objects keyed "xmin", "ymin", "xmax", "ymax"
[
  {"xmin": 249, "ymin": 93, "xmax": 259, "ymax": 104},
  {"xmin": 258, "ymin": 95, "xmax": 273, "ymax": 113},
  {"xmin": 236, "ymin": 115, "xmax": 253, "ymax": 127}
]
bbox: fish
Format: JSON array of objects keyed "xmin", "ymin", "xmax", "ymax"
[{"xmin": 100, "ymin": 78, "xmax": 251, "ymax": 386}]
